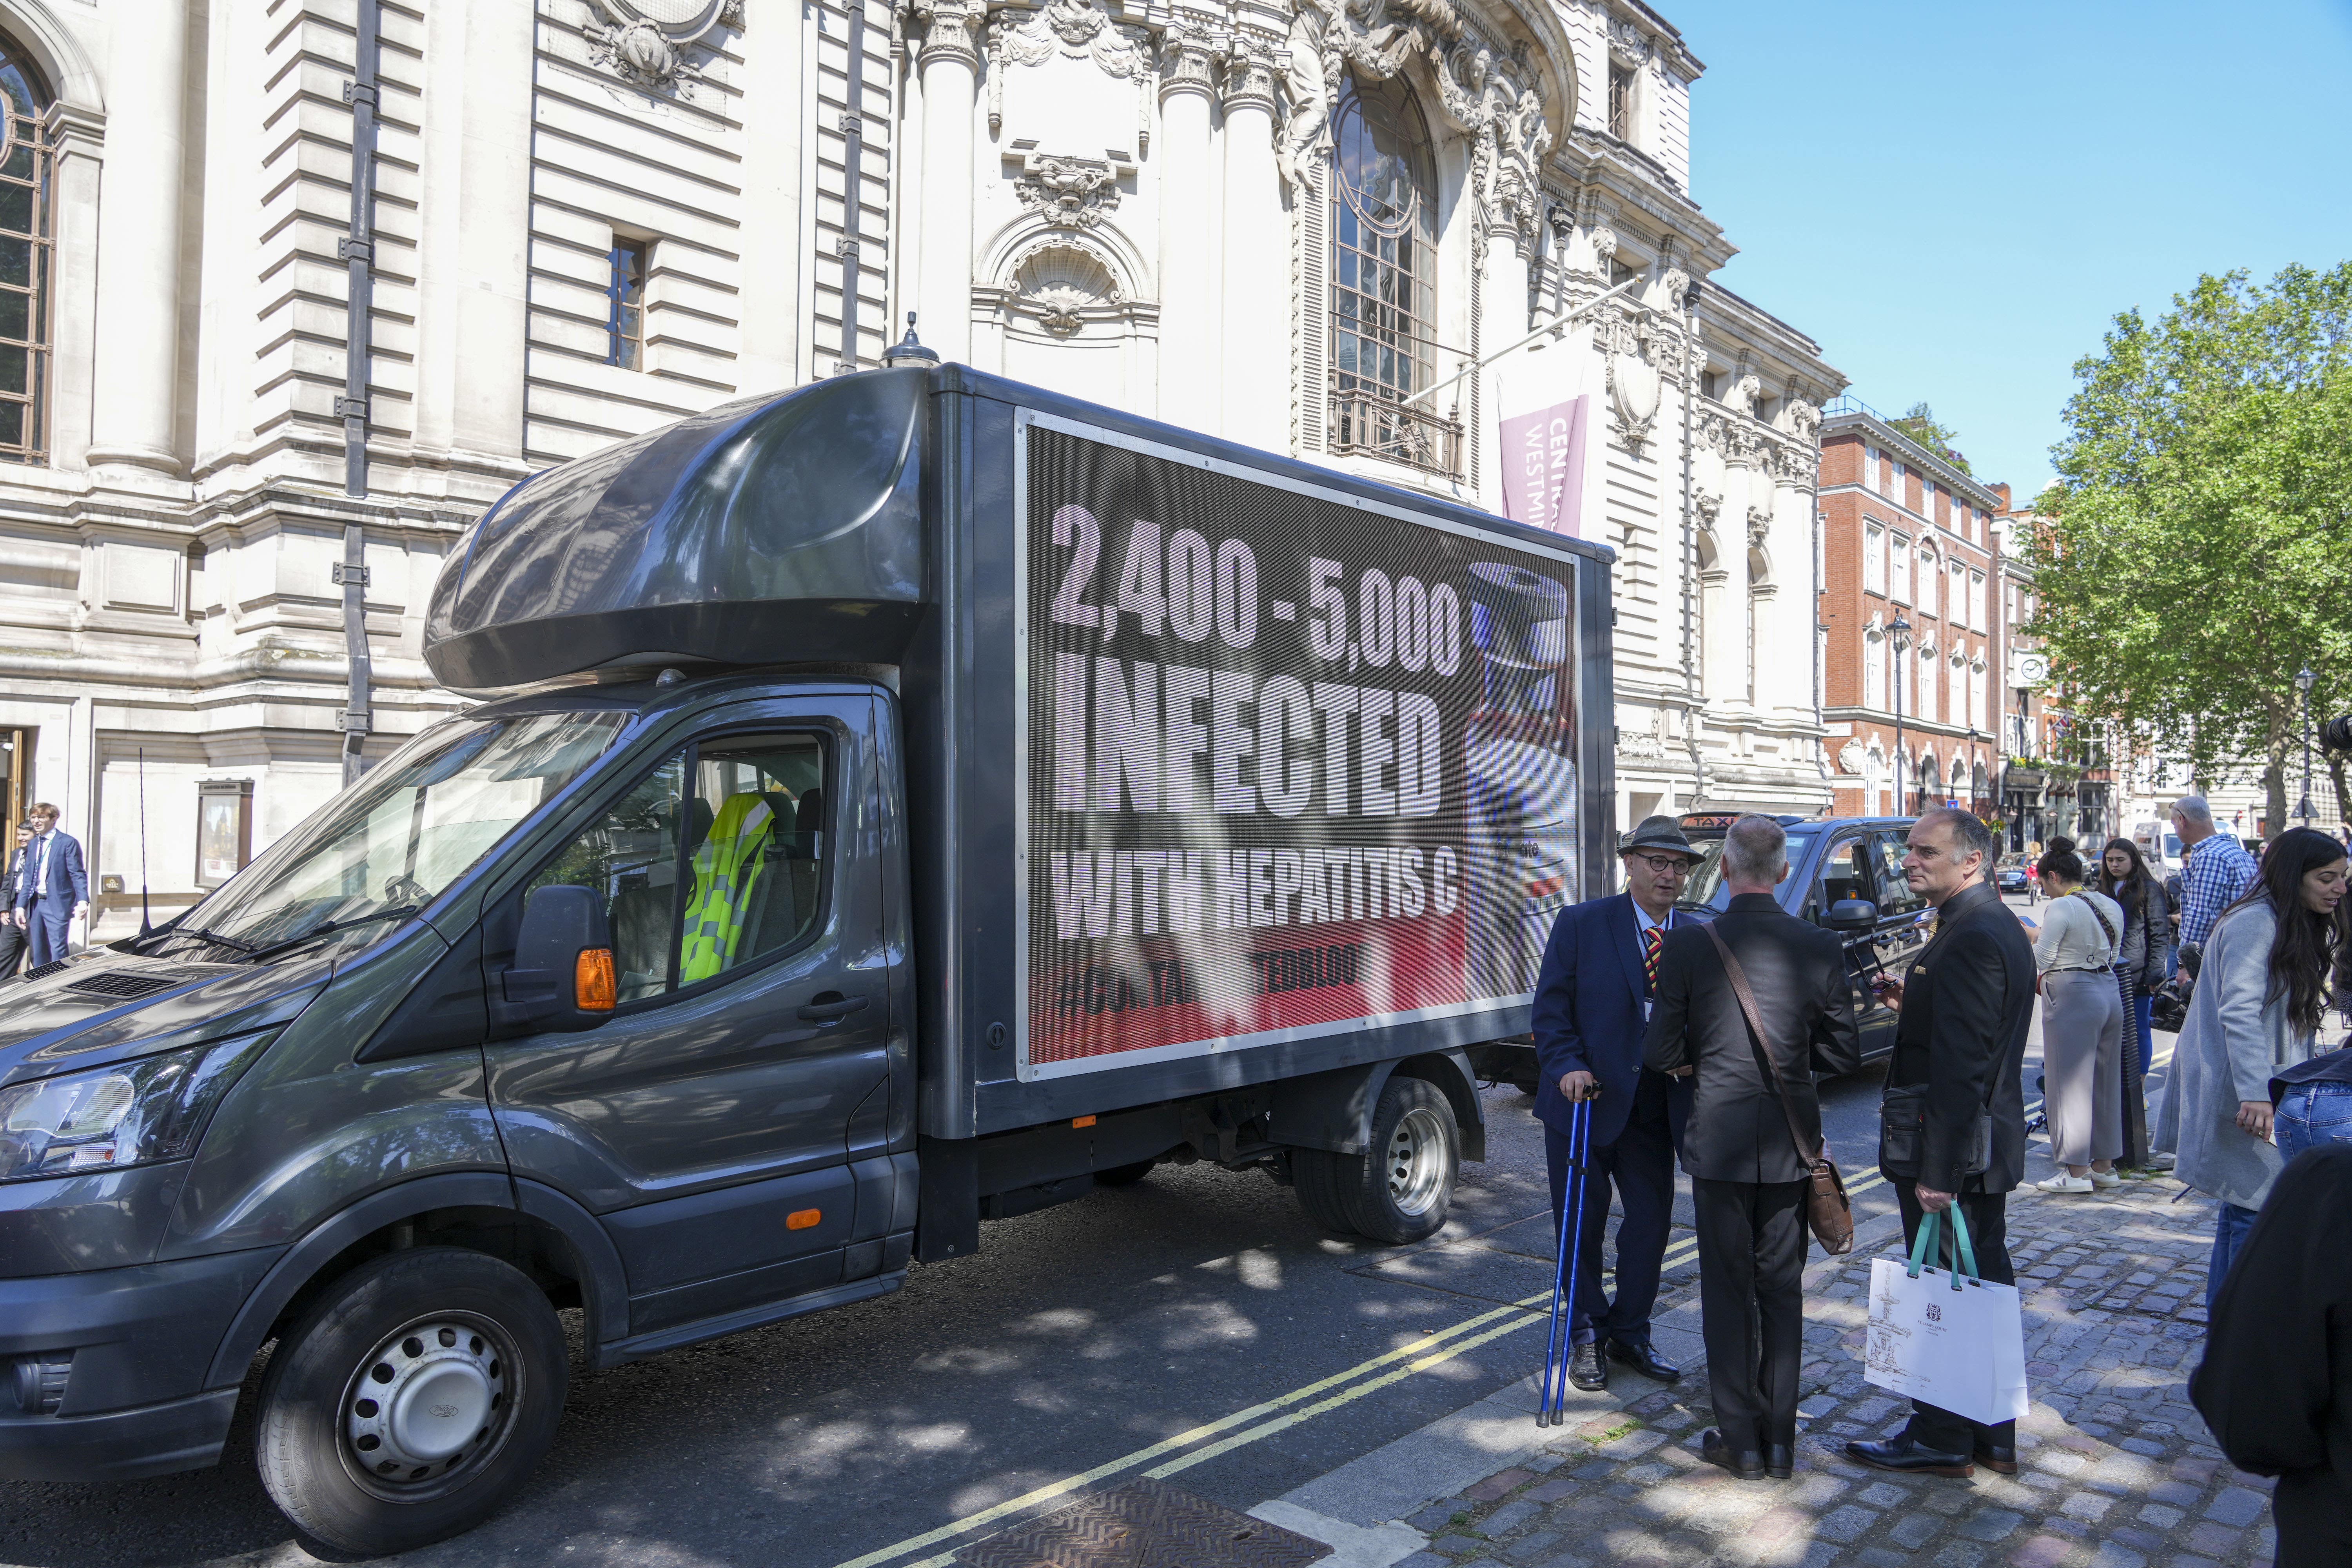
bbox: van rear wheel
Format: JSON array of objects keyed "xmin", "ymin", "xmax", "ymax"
[
  {"xmin": 255, "ymin": 1247, "xmax": 568, "ymax": 1556},
  {"xmin": 1292, "ymin": 1077, "xmax": 1458, "ymax": 1245}
]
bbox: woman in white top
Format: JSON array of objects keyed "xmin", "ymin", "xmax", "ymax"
[{"xmin": 2032, "ymin": 842, "xmax": 2126, "ymax": 1193}]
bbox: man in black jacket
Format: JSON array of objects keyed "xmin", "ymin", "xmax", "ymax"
[
  {"xmin": 1847, "ymin": 806, "xmax": 2035, "ymax": 1479},
  {"xmin": 1644, "ymin": 815, "xmax": 1861, "ymax": 1480},
  {"xmin": 2193, "ymin": 1145, "xmax": 2352, "ymax": 1567}
]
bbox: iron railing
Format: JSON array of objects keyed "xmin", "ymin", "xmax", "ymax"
[{"xmin": 1327, "ymin": 379, "xmax": 1462, "ymax": 478}]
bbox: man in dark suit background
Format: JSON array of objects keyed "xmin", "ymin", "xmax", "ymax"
[
  {"xmin": 1532, "ymin": 815, "xmax": 1700, "ymax": 1392},
  {"xmin": 1847, "ymin": 805, "xmax": 2034, "ymax": 1479},
  {"xmin": 1643, "ymin": 814, "xmax": 1860, "ymax": 1480},
  {"xmin": 14, "ymin": 802, "xmax": 89, "ymax": 968}
]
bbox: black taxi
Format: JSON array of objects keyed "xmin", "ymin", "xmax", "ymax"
[{"xmin": 1671, "ymin": 812, "xmax": 1932, "ymax": 1068}]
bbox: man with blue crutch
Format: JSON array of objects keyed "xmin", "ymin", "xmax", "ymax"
[{"xmin": 1531, "ymin": 817, "xmax": 1700, "ymax": 1394}]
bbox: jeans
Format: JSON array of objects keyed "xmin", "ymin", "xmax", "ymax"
[
  {"xmin": 2277, "ymin": 1082, "xmax": 2352, "ymax": 1162},
  {"xmin": 2208, "ymin": 1200, "xmax": 2261, "ymax": 1310}
]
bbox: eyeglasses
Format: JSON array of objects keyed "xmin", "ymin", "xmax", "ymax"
[{"xmin": 1628, "ymin": 853, "xmax": 1694, "ymax": 875}]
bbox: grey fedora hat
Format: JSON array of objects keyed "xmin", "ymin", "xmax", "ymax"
[{"xmin": 1619, "ymin": 815, "xmax": 1700, "ymax": 862}]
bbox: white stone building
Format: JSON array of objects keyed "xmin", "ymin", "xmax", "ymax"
[{"xmin": 0, "ymin": 0, "xmax": 1838, "ymax": 942}]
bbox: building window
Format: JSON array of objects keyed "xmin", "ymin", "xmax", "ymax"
[
  {"xmin": 0, "ymin": 45, "xmax": 51, "ymax": 465},
  {"xmin": 1890, "ymin": 533, "xmax": 1911, "ymax": 604},
  {"xmin": 1969, "ymin": 568, "xmax": 1987, "ymax": 631},
  {"xmin": 1918, "ymin": 643, "xmax": 1936, "ymax": 721},
  {"xmin": 1701, "ymin": 369, "xmax": 1722, "ymax": 401},
  {"xmin": 1864, "ymin": 630, "xmax": 1886, "ymax": 710},
  {"xmin": 1864, "ymin": 446, "xmax": 1878, "ymax": 491},
  {"xmin": 1329, "ymin": 74, "xmax": 1454, "ymax": 476},
  {"xmin": 1922, "ymin": 481, "xmax": 1938, "ymax": 524},
  {"xmin": 606, "ymin": 236, "xmax": 648, "ymax": 370},
  {"xmin": 1892, "ymin": 459, "xmax": 1908, "ymax": 507},
  {"xmin": 1969, "ymin": 660, "xmax": 1987, "ymax": 732},
  {"xmin": 1918, "ymin": 546, "xmax": 1940, "ymax": 619},
  {"xmin": 1950, "ymin": 560, "xmax": 1966, "ymax": 628},
  {"xmin": 1608, "ymin": 61, "xmax": 1635, "ymax": 140},
  {"xmin": 1864, "ymin": 522, "xmax": 1886, "ymax": 596}
]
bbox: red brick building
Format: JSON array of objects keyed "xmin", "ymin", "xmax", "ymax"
[{"xmin": 1815, "ymin": 403, "xmax": 2008, "ymax": 820}]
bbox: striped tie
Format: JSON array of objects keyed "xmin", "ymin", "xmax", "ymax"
[{"xmin": 1643, "ymin": 924, "xmax": 1665, "ymax": 998}]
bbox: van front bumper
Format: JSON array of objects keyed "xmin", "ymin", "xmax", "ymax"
[{"xmin": 0, "ymin": 1248, "xmax": 280, "ymax": 1483}]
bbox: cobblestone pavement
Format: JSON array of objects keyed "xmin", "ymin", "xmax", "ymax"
[{"xmin": 1387, "ymin": 1174, "xmax": 2277, "ymax": 1568}]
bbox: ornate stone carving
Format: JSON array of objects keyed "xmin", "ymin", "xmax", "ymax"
[
  {"xmin": 583, "ymin": 0, "xmax": 742, "ymax": 91},
  {"xmin": 1158, "ymin": 12, "xmax": 1224, "ymax": 99},
  {"xmin": 1223, "ymin": 28, "xmax": 1281, "ymax": 113},
  {"xmin": 910, "ymin": 0, "xmax": 985, "ymax": 67},
  {"xmin": 989, "ymin": 0, "xmax": 1153, "ymax": 139},
  {"xmin": 1277, "ymin": 1, "xmax": 1331, "ymax": 190},
  {"xmin": 1746, "ymin": 507, "xmax": 1771, "ymax": 549},
  {"xmin": 1608, "ymin": 16, "xmax": 1650, "ymax": 69},
  {"xmin": 1694, "ymin": 490, "xmax": 1722, "ymax": 528},
  {"xmin": 1837, "ymin": 739, "xmax": 1866, "ymax": 777},
  {"xmin": 1009, "ymin": 242, "xmax": 1122, "ymax": 336},
  {"xmin": 1003, "ymin": 140, "xmax": 1131, "ymax": 227}
]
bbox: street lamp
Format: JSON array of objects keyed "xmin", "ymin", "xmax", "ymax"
[
  {"xmin": 2297, "ymin": 666, "xmax": 2318, "ymax": 826},
  {"xmin": 1890, "ymin": 616, "xmax": 1913, "ymax": 814}
]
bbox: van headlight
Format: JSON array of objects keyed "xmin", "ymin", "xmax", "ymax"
[{"xmin": 0, "ymin": 1033, "xmax": 272, "ymax": 1182}]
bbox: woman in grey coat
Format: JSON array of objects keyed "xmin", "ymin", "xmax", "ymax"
[
  {"xmin": 2033, "ymin": 846, "xmax": 2126, "ymax": 1193},
  {"xmin": 2154, "ymin": 828, "xmax": 2347, "ymax": 1306}
]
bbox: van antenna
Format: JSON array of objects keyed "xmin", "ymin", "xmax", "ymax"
[{"xmin": 137, "ymin": 748, "xmax": 152, "ymax": 939}]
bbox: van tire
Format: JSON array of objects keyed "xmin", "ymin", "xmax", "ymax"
[
  {"xmin": 255, "ymin": 1247, "xmax": 568, "ymax": 1557},
  {"xmin": 1293, "ymin": 1078, "xmax": 1459, "ymax": 1245},
  {"xmin": 1290, "ymin": 1148, "xmax": 1357, "ymax": 1233}
]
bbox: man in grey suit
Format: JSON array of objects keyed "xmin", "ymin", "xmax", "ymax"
[{"xmin": 1644, "ymin": 814, "xmax": 1860, "ymax": 1480}]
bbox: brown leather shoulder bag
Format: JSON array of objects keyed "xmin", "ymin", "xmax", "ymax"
[{"xmin": 1702, "ymin": 921, "xmax": 1855, "ymax": 1255}]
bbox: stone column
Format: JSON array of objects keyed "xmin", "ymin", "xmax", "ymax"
[
  {"xmin": 1156, "ymin": 13, "xmax": 1221, "ymax": 430},
  {"xmin": 87, "ymin": 0, "xmax": 193, "ymax": 475},
  {"xmin": 913, "ymin": 0, "xmax": 982, "ymax": 364},
  {"xmin": 42, "ymin": 105, "xmax": 103, "ymax": 471},
  {"xmin": 1218, "ymin": 27, "xmax": 1281, "ymax": 449},
  {"xmin": 1479, "ymin": 214, "xmax": 1535, "ymax": 505}
]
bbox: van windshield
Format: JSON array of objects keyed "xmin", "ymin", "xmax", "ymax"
[
  {"xmin": 152, "ymin": 711, "xmax": 628, "ymax": 959},
  {"xmin": 1680, "ymin": 829, "xmax": 1819, "ymax": 911}
]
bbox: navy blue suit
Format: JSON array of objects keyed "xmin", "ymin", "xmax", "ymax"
[
  {"xmin": 1532, "ymin": 890, "xmax": 1693, "ymax": 1347},
  {"xmin": 16, "ymin": 829, "xmax": 87, "ymax": 967}
]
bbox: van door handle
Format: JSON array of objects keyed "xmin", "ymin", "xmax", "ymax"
[{"xmin": 798, "ymin": 993, "xmax": 870, "ymax": 1022}]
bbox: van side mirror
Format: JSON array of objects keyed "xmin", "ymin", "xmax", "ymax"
[
  {"xmin": 1826, "ymin": 898, "xmax": 1879, "ymax": 931},
  {"xmin": 501, "ymin": 885, "xmax": 617, "ymax": 1033}
]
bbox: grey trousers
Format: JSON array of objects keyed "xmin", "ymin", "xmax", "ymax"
[{"xmin": 2043, "ymin": 968, "xmax": 2123, "ymax": 1167}]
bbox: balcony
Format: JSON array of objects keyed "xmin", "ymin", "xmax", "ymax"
[{"xmin": 1327, "ymin": 379, "xmax": 1462, "ymax": 479}]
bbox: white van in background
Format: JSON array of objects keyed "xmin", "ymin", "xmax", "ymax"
[{"xmin": 2133, "ymin": 819, "xmax": 2185, "ymax": 877}]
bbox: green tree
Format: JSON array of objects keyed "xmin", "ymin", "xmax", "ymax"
[
  {"xmin": 1888, "ymin": 402, "xmax": 1971, "ymax": 474},
  {"xmin": 2029, "ymin": 263, "xmax": 2352, "ymax": 838}
]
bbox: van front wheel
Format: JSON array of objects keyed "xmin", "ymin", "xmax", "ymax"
[{"xmin": 255, "ymin": 1247, "xmax": 568, "ymax": 1556}]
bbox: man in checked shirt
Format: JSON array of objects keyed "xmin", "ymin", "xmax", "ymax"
[{"xmin": 2172, "ymin": 795, "xmax": 2259, "ymax": 958}]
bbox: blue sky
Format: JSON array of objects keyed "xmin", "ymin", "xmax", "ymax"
[{"xmin": 1672, "ymin": 0, "xmax": 2352, "ymax": 502}]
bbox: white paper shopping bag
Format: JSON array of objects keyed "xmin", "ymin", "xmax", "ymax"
[{"xmin": 1862, "ymin": 1210, "xmax": 2029, "ymax": 1428}]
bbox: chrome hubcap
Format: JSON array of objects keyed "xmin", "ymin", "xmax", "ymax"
[
  {"xmin": 343, "ymin": 1316, "xmax": 512, "ymax": 1494},
  {"xmin": 1385, "ymin": 1106, "xmax": 1450, "ymax": 1217}
]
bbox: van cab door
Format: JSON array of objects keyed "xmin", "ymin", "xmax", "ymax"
[{"xmin": 484, "ymin": 696, "xmax": 896, "ymax": 1339}]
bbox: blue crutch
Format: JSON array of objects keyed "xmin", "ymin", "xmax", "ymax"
[{"xmin": 1537, "ymin": 1095, "xmax": 1593, "ymax": 1427}]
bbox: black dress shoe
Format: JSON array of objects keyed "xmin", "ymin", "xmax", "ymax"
[
  {"xmin": 1700, "ymin": 1428, "xmax": 1765, "ymax": 1480},
  {"xmin": 1764, "ymin": 1442, "xmax": 1794, "ymax": 1480},
  {"xmin": 1603, "ymin": 1336, "xmax": 1681, "ymax": 1383},
  {"xmin": 1568, "ymin": 1341, "xmax": 1607, "ymax": 1391},
  {"xmin": 1974, "ymin": 1442, "xmax": 2018, "ymax": 1475},
  {"xmin": 1844, "ymin": 1436, "xmax": 1975, "ymax": 1477}
]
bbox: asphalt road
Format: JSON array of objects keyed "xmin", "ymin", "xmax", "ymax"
[{"xmin": 0, "ymin": 895, "xmax": 2157, "ymax": 1568}]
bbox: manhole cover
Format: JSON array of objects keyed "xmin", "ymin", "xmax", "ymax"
[{"xmin": 955, "ymin": 1479, "xmax": 1332, "ymax": 1568}]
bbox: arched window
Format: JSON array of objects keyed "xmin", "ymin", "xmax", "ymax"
[
  {"xmin": 0, "ymin": 44, "xmax": 48, "ymax": 465},
  {"xmin": 1329, "ymin": 74, "xmax": 1452, "ymax": 475}
]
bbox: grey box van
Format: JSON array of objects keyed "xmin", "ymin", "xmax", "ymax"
[{"xmin": 0, "ymin": 366, "xmax": 1617, "ymax": 1553}]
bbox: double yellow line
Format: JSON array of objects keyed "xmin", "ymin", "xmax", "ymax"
[{"xmin": 834, "ymin": 1048, "xmax": 2171, "ymax": 1568}]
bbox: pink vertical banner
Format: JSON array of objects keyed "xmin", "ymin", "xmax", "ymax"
[{"xmin": 1499, "ymin": 395, "xmax": 1589, "ymax": 536}]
